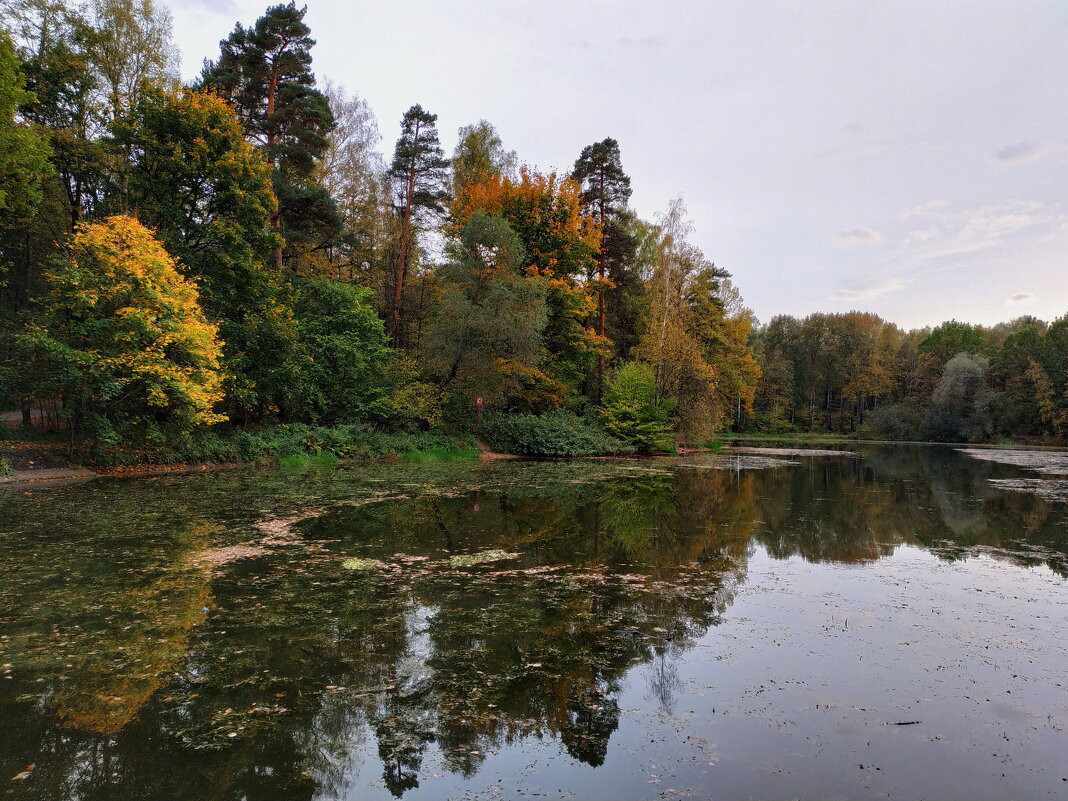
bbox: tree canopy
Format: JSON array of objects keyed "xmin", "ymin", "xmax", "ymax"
[{"xmin": 24, "ymin": 215, "xmax": 225, "ymax": 447}]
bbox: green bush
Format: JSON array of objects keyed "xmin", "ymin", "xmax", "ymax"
[
  {"xmin": 920, "ymin": 353, "xmax": 998, "ymax": 443},
  {"xmin": 599, "ymin": 362, "xmax": 675, "ymax": 453},
  {"xmin": 89, "ymin": 424, "xmax": 475, "ymax": 466},
  {"xmin": 484, "ymin": 410, "xmax": 632, "ymax": 457},
  {"xmin": 859, "ymin": 402, "xmax": 923, "ymax": 441},
  {"xmin": 748, "ymin": 406, "xmax": 797, "ymax": 434}
]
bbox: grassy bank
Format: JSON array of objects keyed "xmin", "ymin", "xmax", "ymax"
[{"xmin": 84, "ymin": 424, "xmax": 478, "ymax": 467}]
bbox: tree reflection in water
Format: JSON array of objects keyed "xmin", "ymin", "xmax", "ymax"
[{"xmin": 0, "ymin": 445, "xmax": 1065, "ymax": 799}]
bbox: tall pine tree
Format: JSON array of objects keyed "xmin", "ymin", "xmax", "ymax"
[
  {"xmin": 387, "ymin": 103, "xmax": 448, "ymax": 347},
  {"xmin": 571, "ymin": 137, "xmax": 632, "ymax": 396},
  {"xmin": 200, "ymin": 2, "xmax": 340, "ymax": 269}
]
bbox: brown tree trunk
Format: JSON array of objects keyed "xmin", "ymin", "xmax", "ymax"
[
  {"xmin": 390, "ymin": 121, "xmax": 421, "ymax": 349},
  {"xmin": 596, "ymin": 174, "xmax": 606, "ymax": 400},
  {"xmin": 16, "ymin": 231, "xmax": 32, "ymax": 310},
  {"xmin": 266, "ymin": 73, "xmax": 283, "ymax": 268}
]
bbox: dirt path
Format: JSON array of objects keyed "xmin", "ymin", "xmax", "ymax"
[{"xmin": 0, "ymin": 442, "xmax": 96, "ymax": 486}]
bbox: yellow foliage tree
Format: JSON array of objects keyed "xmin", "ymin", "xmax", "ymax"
[
  {"xmin": 637, "ymin": 199, "xmax": 761, "ymax": 444},
  {"xmin": 25, "ymin": 215, "xmax": 225, "ymax": 449},
  {"xmin": 1026, "ymin": 357, "xmax": 1068, "ymax": 440}
]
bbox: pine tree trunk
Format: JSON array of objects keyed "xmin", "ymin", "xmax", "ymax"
[
  {"xmin": 390, "ymin": 121, "xmax": 422, "ymax": 349},
  {"xmin": 596, "ymin": 175, "xmax": 606, "ymax": 400},
  {"xmin": 266, "ymin": 74, "xmax": 283, "ymax": 268}
]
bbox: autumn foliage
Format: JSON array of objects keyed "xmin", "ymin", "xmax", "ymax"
[
  {"xmin": 25, "ymin": 216, "xmax": 225, "ymax": 446},
  {"xmin": 451, "ymin": 168, "xmax": 609, "ymax": 402}
]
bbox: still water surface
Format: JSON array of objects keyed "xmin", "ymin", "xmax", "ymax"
[{"xmin": 1, "ymin": 445, "xmax": 1067, "ymax": 800}]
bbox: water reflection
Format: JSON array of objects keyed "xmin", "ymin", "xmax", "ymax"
[{"xmin": 0, "ymin": 446, "xmax": 1065, "ymax": 799}]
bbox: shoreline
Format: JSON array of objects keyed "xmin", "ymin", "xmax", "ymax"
[{"xmin": 5, "ymin": 435, "xmax": 1068, "ymax": 488}]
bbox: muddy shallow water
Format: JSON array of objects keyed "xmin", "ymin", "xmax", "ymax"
[{"xmin": 1, "ymin": 445, "xmax": 1066, "ymax": 800}]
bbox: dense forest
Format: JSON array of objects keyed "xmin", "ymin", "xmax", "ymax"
[
  {"xmin": 0, "ymin": 1, "xmax": 1064, "ymax": 462},
  {"xmin": 747, "ymin": 313, "xmax": 1068, "ymax": 443}
]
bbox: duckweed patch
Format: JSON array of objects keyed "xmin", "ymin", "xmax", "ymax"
[
  {"xmin": 447, "ymin": 549, "xmax": 522, "ymax": 567},
  {"xmin": 341, "ymin": 556, "xmax": 386, "ymax": 571}
]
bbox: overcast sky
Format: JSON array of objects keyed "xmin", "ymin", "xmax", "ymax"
[{"xmin": 168, "ymin": 0, "xmax": 1067, "ymax": 330}]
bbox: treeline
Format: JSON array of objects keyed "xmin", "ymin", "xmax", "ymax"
[
  {"xmin": 747, "ymin": 313, "xmax": 1068, "ymax": 443},
  {"xmin": 0, "ymin": 0, "xmax": 760, "ymax": 457}
]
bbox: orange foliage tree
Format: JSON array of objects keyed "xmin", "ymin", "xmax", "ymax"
[{"xmin": 452, "ymin": 168, "xmax": 608, "ymax": 399}]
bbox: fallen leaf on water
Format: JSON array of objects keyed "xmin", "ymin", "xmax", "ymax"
[{"xmin": 12, "ymin": 764, "xmax": 35, "ymax": 781}]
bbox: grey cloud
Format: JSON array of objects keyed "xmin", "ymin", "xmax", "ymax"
[
  {"xmin": 996, "ymin": 142, "xmax": 1041, "ymax": 163},
  {"xmin": 900, "ymin": 201, "xmax": 1056, "ymax": 263},
  {"xmin": 1008, "ymin": 292, "xmax": 1035, "ymax": 303},
  {"xmin": 834, "ymin": 227, "xmax": 881, "ymax": 246},
  {"xmin": 833, "ymin": 277, "xmax": 906, "ymax": 302}
]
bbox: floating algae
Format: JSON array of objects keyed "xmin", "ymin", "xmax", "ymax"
[
  {"xmin": 958, "ymin": 448, "xmax": 1068, "ymax": 476},
  {"xmin": 988, "ymin": 478, "xmax": 1068, "ymax": 502},
  {"xmin": 341, "ymin": 556, "xmax": 386, "ymax": 571},
  {"xmin": 447, "ymin": 549, "xmax": 521, "ymax": 567},
  {"xmin": 674, "ymin": 454, "xmax": 800, "ymax": 470}
]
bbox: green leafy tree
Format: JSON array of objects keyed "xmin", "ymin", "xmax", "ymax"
[
  {"xmin": 422, "ymin": 212, "xmax": 549, "ymax": 414},
  {"xmin": 111, "ymin": 85, "xmax": 311, "ymax": 421},
  {"xmin": 0, "ymin": 27, "xmax": 52, "ymax": 305},
  {"xmin": 451, "ymin": 168, "xmax": 603, "ymax": 402},
  {"xmin": 452, "ymin": 119, "xmax": 515, "ymax": 194},
  {"xmin": 5, "ymin": 0, "xmax": 104, "ymax": 234},
  {"xmin": 111, "ymin": 86, "xmax": 278, "ymax": 307},
  {"xmin": 0, "ymin": 29, "xmax": 51, "ymax": 220},
  {"xmin": 387, "ymin": 103, "xmax": 449, "ymax": 346},
  {"xmin": 0, "ymin": 26, "xmax": 51, "ymax": 417},
  {"xmin": 600, "ymin": 361, "xmax": 675, "ymax": 453},
  {"xmin": 918, "ymin": 320, "xmax": 986, "ymax": 365},
  {"xmin": 201, "ymin": 1, "xmax": 340, "ymax": 269},
  {"xmin": 23, "ymin": 215, "xmax": 225, "ymax": 450},
  {"xmin": 922, "ymin": 353, "xmax": 997, "ymax": 442},
  {"xmin": 291, "ymin": 277, "xmax": 393, "ymax": 423},
  {"xmin": 88, "ymin": 0, "xmax": 177, "ymax": 121}
]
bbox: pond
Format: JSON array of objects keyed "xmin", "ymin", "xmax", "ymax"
[{"xmin": 1, "ymin": 445, "xmax": 1067, "ymax": 800}]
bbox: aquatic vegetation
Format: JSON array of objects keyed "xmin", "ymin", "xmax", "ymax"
[
  {"xmin": 341, "ymin": 556, "xmax": 386, "ymax": 571},
  {"xmin": 0, "ymin": 445, "xmax": 1066, "ymax": 800},
  {"xmin": 447, "ymin": 549, "xmax": 521, "ymax": 567},
  {"xmin": 958, "ymin": 447, "xmax": 1068, "ymax": 475},
  {"xmin": 399, "ymin": 446, "xmax": 480, "ymax": 461},
  {"xmin": 279, "ymin": 452, "xmax": 340, "ymax": 472},
  {"xmin": 988, "ymin": 478, "xmax": 1068, "ymax": 502}
]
